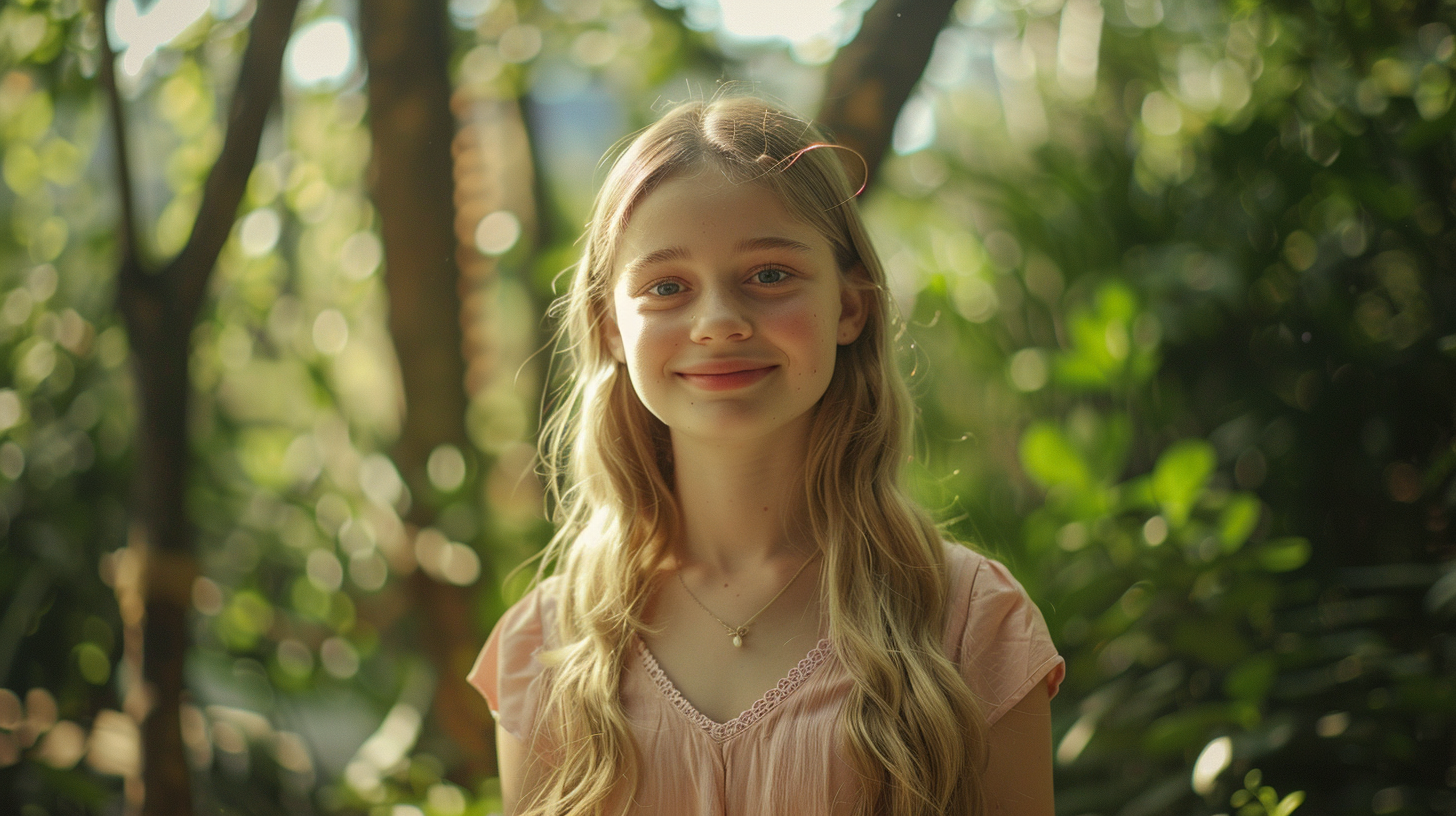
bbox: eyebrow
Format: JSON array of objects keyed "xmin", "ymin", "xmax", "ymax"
[
  {"xmin": 736, "ymin": 236, "xmax": 815, "ymax": 254},
  {"xmin": 620, "ymin": 236, "xmax": 815, "ymax": 278}
]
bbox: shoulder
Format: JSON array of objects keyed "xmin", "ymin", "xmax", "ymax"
[
  {"xmin": 498, "ymin": 575, "xmax": 566, "ymax": 649},
  {"xmin": 940, "ymin": 539, "xmax": 989, "ymax": 587},
  {"xmin": 939, "ymin": 540, "xmax": 1039, "ymax": 644},
  {"xmin": 465, "ymin": 575, "xmax": 567, "ymax": 737},
  {"xmin": 468, "ymin": 574, "xmax": 567, "ymax": 689},
  {"xmin": 940, "ymin": 539, "xmax": 1021, "ymax": 621},
  {"xmin": 940, "ymin": 541, "xmax": 1027, "ymax": 605},
  {"xmin": 939, "ymin": 541, "xmax": 1065, "ymax": 725}
]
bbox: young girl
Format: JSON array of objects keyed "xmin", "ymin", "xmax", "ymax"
[{"xmin": 468, "ymin": 97, "xmax": 1063, "ymax": 816}]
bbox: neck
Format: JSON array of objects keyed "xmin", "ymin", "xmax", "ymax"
[{"xmin": 669, "ymin": 425, "xmax": 815, "ymax": 575}]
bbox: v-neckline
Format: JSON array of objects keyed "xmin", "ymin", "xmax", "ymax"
[{"xmin": 635, "ymin": 636, "xmax": 835, "ymax": 743}]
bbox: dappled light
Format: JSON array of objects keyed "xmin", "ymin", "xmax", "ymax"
[
  {"xmin": 285, "ymin": 17, "xmax": 357, "ymax": 91},
  {"xmin": 718, "ymin": 0, "xmax": 853, "ymax": 45},
  {"xmin": 107, "ymin": 0, "xmax": 210, "ymax": 77}
]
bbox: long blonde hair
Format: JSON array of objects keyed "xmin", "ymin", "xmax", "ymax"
[{"xmin": 525, "ymin": 97, "xmax": 986, "ymax": 816}]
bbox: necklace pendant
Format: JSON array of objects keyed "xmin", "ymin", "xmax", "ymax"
[{"xmin": 732, "ymin": 632, "xmax": 744, "ymax": 648}]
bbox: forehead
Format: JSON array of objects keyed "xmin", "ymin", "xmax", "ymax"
[{"xmin": 612, "ymin": 168, "xmax": 830, "ymax": 272}]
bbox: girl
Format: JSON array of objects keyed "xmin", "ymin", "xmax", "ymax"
[{"xmin": 468, "ymin": 97, "xmax": 1063, "ymax": 816}]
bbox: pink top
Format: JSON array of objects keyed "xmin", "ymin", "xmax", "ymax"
[{"xmin": 467, "ymin": 543, "xmax": 1064, "ymax": 815}]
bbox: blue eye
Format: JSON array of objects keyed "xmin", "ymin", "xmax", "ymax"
[
  {"xmin": 753, "ymin": 268, "xmax": 789, "ymax": 284},
  {"xmin": 648, "ymin": 280, "xmax": 683, "ymax": 297}
]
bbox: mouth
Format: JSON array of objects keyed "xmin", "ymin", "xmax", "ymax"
[{"xmin": 676, "ymin": 365, "xmax": 777, "ymax": 391}]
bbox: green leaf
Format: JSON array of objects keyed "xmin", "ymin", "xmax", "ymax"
[
  {"xmin": 1051, "ymin": 283, "xmax": 1144, "ymax": 392},
  {"xmin": 1219, "ymin": 493, "xmax": 1262, "ymax": 553},
  {"xmin": 1019, "ymin": 421, "xmax": 1091, "ymax": 491},
  {"xmin": 1152, "ymin": 439, "xmax": 1216, "ymax": 526},
  {"xmin": 1273, "ymin": 791, "xmax": 1306, "ymax": 816},
  {"xmin": 1096, "ymin": 282, "xmax": 1138, "ymax": 323},
  {"xmin": 1258, "ymin": 537, "xmax": 1311, "ymax": 572},
  {"xmin": 1054, "ymin": 348, "xmax": 1112, "ymax": 389}
]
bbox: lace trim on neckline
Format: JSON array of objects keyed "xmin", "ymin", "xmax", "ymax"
[{"xmin": 636, "ymin": 637, "xmax": 834, "ymax": 743}]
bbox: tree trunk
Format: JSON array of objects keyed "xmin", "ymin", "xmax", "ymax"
[
  {"xmin": 127, "ymin": 312, "xmax": 196, "ymax": 816},
  {"xmin": 96, "ymin": 0, "xmax": 301, "ymax": 811},
  {"xmin": 817, "ymin": 0, "xmax": 959, "ymax": 192},
  {"xmin": 358, "ymin": 0, "xmax": 499, "ymax": 780},
  {"xmin": 360, "ymin": 0, "xmax": 472, "ymax": 487}
]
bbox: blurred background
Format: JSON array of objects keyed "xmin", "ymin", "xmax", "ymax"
[{"xmin": 1, "ymin": 0, "xmax": 1453, "ymax": 814}]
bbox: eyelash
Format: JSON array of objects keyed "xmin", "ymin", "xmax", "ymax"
[
  {"xmin": 639, "ymin": 267, "xmax": 794, "ymax": 298},
  {"xmin": 647, "ymin": 280, "xmax": 684, "ymax": 297},
  {"xmin": 752, "ymin": 267, "xmax": 790, "ymax": 285}
]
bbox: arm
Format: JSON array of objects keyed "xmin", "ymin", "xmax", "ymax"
[
  {"xmin": 982, "ymin": 679, "xmax": 1055, "ymax": 816},
  {"xmin": 496, "ymin": 724, "xmax": 526, "ymax": 816}
]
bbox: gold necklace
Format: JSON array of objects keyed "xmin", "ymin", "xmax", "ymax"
[{"xmin": 676, "ymin": 552, "xmax": 819, "ymax": 648}]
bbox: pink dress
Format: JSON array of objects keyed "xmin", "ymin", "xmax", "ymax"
[{"xmin": 467, "ymin": 543, "xmax": 1064, "ymax": 815}]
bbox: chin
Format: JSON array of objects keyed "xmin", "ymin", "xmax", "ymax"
[{"xmin": 668, "ymin": 408, "xmax": 815, "ymax": 446}]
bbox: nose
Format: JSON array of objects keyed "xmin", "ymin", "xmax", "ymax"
[{"xmin": 690, "ymin": 288, "xmax": 752, "ymax": 343}]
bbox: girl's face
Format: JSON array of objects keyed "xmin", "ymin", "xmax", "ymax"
[{"xmin": 604, "ymin": 165, "xmax": 867, "ymax": 447}]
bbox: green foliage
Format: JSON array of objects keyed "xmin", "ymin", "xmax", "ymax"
[
  {"xmin": 1231, "ymin": 770, "xmax": 1305, "ymax": 816},
  {"xmin": 0, "ymin": 0, "xmax": 135, "ymax": 808},
  {"xmin": 890, "ymin": 0, "xmax": 1456, "ymax": 813}
]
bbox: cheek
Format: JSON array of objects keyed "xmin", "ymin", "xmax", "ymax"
[
  {"xmin": 614, "ymin": 310, "xmax": 679, "ymax": 370},
  {"xmin": 764, "ymin": 302, "xmax": 836, "ymax": 353}
]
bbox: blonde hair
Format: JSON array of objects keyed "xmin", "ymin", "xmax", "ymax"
[{"xmin": 525, "ymin": 97, "xmax": 986, "ymax": 816}]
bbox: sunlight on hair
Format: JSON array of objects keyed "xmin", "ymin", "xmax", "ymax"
[{"xmin": 286, "ymin": 17, "xmax": 357, "ymax": 90}]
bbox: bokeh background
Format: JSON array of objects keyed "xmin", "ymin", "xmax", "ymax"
[{"xmin": 1, "ymin": 0, "xmax": 1454, "ymax": 814}]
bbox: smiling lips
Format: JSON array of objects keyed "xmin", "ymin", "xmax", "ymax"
[{"xmin": 676, "ymin": 361, "xmax": 777, "ymax": 391}]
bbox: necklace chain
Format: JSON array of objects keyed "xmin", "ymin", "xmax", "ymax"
[{"xmin": 676, "ymin": 552, "xmax": 819, "ymax": 648}]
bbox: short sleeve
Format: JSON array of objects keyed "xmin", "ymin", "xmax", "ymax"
[
  {"xmin": 943, "ymin": 544, "xmax": 1065, "ymax": 726},
  {"xmin": 466, "ymin": 581, "xmax": 556, "ymax": 740}
]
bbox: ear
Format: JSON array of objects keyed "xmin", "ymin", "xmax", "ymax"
[
  {"xmin": 836, "ymin": 267, "xmax": 871, "ymax": 345},
  {"xmin": 603, "ymin": 314, "xmax": 627, "ymax": 363}
]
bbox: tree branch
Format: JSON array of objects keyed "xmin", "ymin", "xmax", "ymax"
[
  {"xmin": 817, "ymin": 0, "xmax": 959, "ymax": 193},
  {"xmin": 172, "ymin": 0, "xmax": 301, "ymax": 324},
  {"xmin": 93, "ymin": 0, "xmax": 144, "ymax": 296}
]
